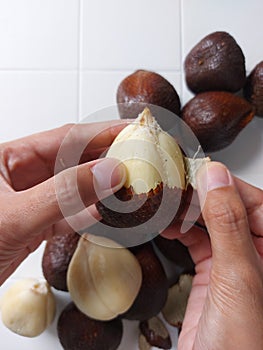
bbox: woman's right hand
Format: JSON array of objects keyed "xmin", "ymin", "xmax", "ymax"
[{"xmin": 164, "ymin": 162, "xmax": 263, "ymax": 350}]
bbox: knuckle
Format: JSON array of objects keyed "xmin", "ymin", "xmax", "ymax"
[
  {"xmin": 56, "ymin": 170, "xmax": 81, "ymax": 213},
  {"xmin": 205, "ymin": 199, "xmax": 247, "ymax": 232}
]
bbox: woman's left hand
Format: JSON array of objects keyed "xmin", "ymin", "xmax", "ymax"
[{"xmin": 0, "ymin": 120, "xmax": 127, "ymax": 285}]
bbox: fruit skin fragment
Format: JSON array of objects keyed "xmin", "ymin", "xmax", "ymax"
[
  {"xmin": 162, "ymin": 274, "xmax": 193, "ymax": 328},
  {"xmin": 139, "ymin": 316, "xmax": 172, "ymax": 349},
  {"xmin": 0, "ymin": 278, "xmax": 56, "ymax": 337}
]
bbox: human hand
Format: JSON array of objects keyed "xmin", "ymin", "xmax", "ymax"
[
  {"xmin": 0, "ymin": 121, "xmax": 127, "ymax": 285},
  {"xmin": 163, "ymin": 161, "xmax": 263, "ymax": 350}
]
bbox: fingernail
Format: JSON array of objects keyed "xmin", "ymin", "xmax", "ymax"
[
  {"xmin": 197, "ymin": 162, "xmax": 232, "ymax": 205},
  {"xmin": 91, "ymin": 158, "xmax": 126, "ymax": 193}
]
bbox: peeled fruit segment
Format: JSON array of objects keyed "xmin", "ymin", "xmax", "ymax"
[
  {"xmin": 182, "ymin": 91, "xmax": 254, "ymax": 152},
  {"xmin": 107, "ymin": 107, "xmax": 186, "ymax": 194},
  {"xmin": 67, "ymin": 233, "xmax": 142, "ymax": 321},
  {"xmin": 184, "ymin": 31, "xmax": 246, "ymax": 93},
  {"xmin": 117, "ymin": 69, "xmax": 181, "ymax": 123},
  {"xmin": 57, "ymin": 302, "xmax": 123, "ymax": 350},
  {"xmin": 0, "ymin": 278, "xmax": 56, "ymax": 337}
]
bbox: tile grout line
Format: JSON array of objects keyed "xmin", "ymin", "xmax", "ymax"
[
  {"xmin": 179, "ymin": 0, "xmax": 184, "ymax": 106},
  {"xmin": 77, "ymin": 0, "xmax": 84, "ymax": 122},
  {"xmin": 0, "ymin": 68, "xmax": 78, "ymax": 72},
  {"xmin": 0, "ymin": 68, "xmax": 182, "ymax": 73}
]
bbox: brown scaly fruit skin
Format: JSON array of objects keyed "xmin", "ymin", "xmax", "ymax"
[
  {"xmin": 154, "ymin": 235, "xmax": 195, "ymax": 275},
  {"xmin": 181, "ymin": 91, "xmax": 254, "ymax": 152},
  {"xmin": 184, "ymin": 31, "xmax": 246, "ymax": 93},
  {"xmin": 117, "ymin": 70, "xmax": 181, "ymax": 121},
  {"xmin": 42, "ymin": 231, "xmax": 80, "ymax": 291},
  {"xmin": 244, "ymin": 61, "xmax": 263, "ymax": 117},
  {"xmin": 121, "ymin": 242, "xmax": 169, "ymax": 321},
  {"xmin": 57, "ymin": 302, "xmax": 123, "ymax": 350},
  {"xmin": 96, "ymin": 183, "xmax": 186, "ymax": 232}
]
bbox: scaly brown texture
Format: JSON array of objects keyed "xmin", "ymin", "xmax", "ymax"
[
  {"xmin": 57, "ymin": 302, "xmax": 123, "ymax": 350},
  {"xmin": 42, "ymin": 231, "xmax": 80, "ymax": 291},
  {"xmin": 244, "ymin": 61, "xmax": 263, "ymax": 117},
  {"xmin": 184, "ymin": 31, "xmax": 246, "ymax": 93},
  {"xmin": 154, "ymin": 235, "xmax": 195, "ymax": 276},
  {"xmin": 96, "ymin": 183, "xmax": 186, "ymax": 232},
  {"xmin": 117, "ymin": 70, "xmax": 181, "ymax": 126},
  {"xmin": 121, "ymin": 242, "xmax": 168, "ymax": 321},
  {"xmin": 182, "ymin": 91, "xmax": 254, "ymax": 152}
]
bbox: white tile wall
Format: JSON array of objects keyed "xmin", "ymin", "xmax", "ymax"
[
  {"xmin": 0, "ymin": 71, "xmax": 78, "ymax": 141},
  {"xmin": 79, "ymin": 70, "xmax": 182, "ymax": 120},
  {"xmin": 1, "ymin": 1, "xmax": 262, "ymax": 132},
  {"xmin": 0, "ymin": 0, "xmax": 79, "ymax": 69},
  {"xmin": 0, "ymin": 2, "xmax": 263, "ymax": 349},
  {"xmin": 181, "ymin": 0, "xmax": 263, "ymax": 72},
  {"xmin": 1, "ymin": 0, "xmax": 261, "ymax": 185},
  {"xmin": 81, "ymin": 0, "xmax": 181, "ymax": 71}
]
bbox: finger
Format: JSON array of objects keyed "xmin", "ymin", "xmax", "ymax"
[
  {"xmin": 32, "ymin": 204, "xmax": 101, "ymax": 242},
  {"xmin": 196, "ymin": 162, "xmax": 258, "ymax": 267},
  {"xmin": 13, "ymin": 158, "xmax": 126, "ymax": 235},
  {"xmin": 1, "ymin": 119, "xmax": 130, "ymax": 190},
  {"xmin": 178, "ymin": 258, "xmax": 211, "ymax": 350},
  {"xmin": 234, "ymin": 176, "xmax": 263, "ymax": 235},
  {"xmin": 59, "ymin": 204, "xmax": 101, "ymax": 234}
]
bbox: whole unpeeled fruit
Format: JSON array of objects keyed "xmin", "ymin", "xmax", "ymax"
[
  {"xmin": 182, "ymin": 91, "xmax": 254, "ymax": 152},
  {"xmin": 244, "ymin": 61, "xmax": 263, "ymax": 117},
  {"xmin": 121, "ymin": 242, "xmax": 168, "ymax": 321},
  {"xmin": 42, "ymin": 231, "xmax": 80, "ymax": 291},
  {"xmin": 184, "ymin": 31, "xmax": 246, "ymax": 93},
  {"xmin": 57, "ymin": 302, "xmax": 123, "ymax": 350},
  {"xmin": 117, "ymin": 70, "xmax": 181, "ymax": 125},
  {"xmin": 154, "ymin": 235, "xmax": 195, "ymax": 275}
]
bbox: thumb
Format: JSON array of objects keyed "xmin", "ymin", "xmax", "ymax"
[
  {"xmin": 16, "ymin": 158, "xmax": 126, "ymax": 234},
  {"xmin": 196, "ymin": 161, "xmax": 256, "ymax": 267}
]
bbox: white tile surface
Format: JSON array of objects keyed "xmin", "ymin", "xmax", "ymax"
[
  {"xmin": 79, "ymin": 70, "xmax": 129, "ymax": 120},
  {"xmin": 82, "ymin": 0, "xmax": 181, "ymax": 70},
  {"xmin": 212, "ymin": 116, "xmax": 263, "ymax": 188},
  {"xmin": 0, "ymin": 71, "xmax": 78, "ymax": 142},
  {"xmin": 0, "ymin": 0, "xmax": 79, "ymax": 69},
  {"xmin": 181, "ymin": 0, "xmax": 263, "ymax": 72},
  {"xmin": 79, "ymin": 70, "xmax": 182, "ymax": 121}
]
